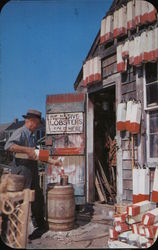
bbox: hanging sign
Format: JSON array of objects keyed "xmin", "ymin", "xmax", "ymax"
[{"xmin": 46, "ymin": 112, "xmax": 84, "ymax": 134}]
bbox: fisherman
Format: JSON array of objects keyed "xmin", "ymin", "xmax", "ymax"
[{"xmin": 4, "ymin": 109, "xmax": 62, "ymax": 240}]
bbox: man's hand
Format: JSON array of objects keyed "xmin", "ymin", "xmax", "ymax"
[
  {"xmin": 47, "ymin": 158, "xmax": 63, "ymax": 167},
  {"xmin": 26, "ymin": 147, "xmax": 37, "ymax": 160},
  {"xmin": 54, "ymin": 159, "xmax": 63, "ymax": 167}
]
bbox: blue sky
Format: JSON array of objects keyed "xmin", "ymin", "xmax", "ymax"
[{"xmin": 0, "ymin": 0, "xmax": 112, "ymax": 123}]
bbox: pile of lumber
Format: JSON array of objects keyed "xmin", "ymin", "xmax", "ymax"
[
  {"xmin": 108, "ymin": 137, "xmax": 116, "ymax": 167},
  {"xmin": 95, "ymin": 159, "xmax": 116, "ymax": 204},
  {"xmin": 108, "ymin": 200, "xmax": 158, "ymax": 248}
]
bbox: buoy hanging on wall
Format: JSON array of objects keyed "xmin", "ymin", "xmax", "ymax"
[
  {"xmin": 127, "ymin": 0, "xmax": 136, "ymax": 31},
  {"xmin": 133, "ymin": 168, "xmax": 140, "ymax": 203},
  {"xmin": 128, "ymin": 101, "xmax": 142, "ymax": 134},
  {"xmin": 138, "ymin": 168, "xmax": 150, "ymax": 202},
  {"xmin": 116, "ymin": 101, "xmax": 126, "ymax": 131},
  {"xmin": 133, "ymin": 167, "xmax": 150, "ymax": 203},
  {"xmin": 125, "ymin": 100, "xmax": 133, "ymax": 131}
]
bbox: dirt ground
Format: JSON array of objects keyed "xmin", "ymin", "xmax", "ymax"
[{"xmin": 27, "ymin": 202, "xmax": 114, "ymax": 249}]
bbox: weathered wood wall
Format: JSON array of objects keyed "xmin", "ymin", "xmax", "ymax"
[{"xmin": 75, "ymin": 0, "xmax": 158, "ymax": 203}]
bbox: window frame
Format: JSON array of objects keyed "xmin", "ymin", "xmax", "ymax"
[
  {"xmin": 144, "ymin": 62, "xmax": 158, "ymax": 111},
  {"xmin": 144, "ymin": 62, "xmax": 158, "ymax": 165}
]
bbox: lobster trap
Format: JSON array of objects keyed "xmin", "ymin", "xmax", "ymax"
[{"xmin": 0, "ymin": 189, "xmax": 34, "ymax": 248}]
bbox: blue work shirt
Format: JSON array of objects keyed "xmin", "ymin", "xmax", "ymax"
[
  {"xmin": 5, "ymin": 125, "xmax": 37, "ymax": 169},
  {"xmin": 5, "ymin": 125, "xmax": 36, "ymax": 150}
]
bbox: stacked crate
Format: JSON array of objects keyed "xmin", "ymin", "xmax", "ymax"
[{"xmin": 108, "ymin": 200, "xmax": 158, "ymax": 248}]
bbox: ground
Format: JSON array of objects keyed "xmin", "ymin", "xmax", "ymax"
[{"xmin": 27, "ymin": 202, "xmax": 114, "ymax": 249}]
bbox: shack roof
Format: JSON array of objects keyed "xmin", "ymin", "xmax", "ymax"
[
  {"xmin": 0, "ymin": 123, "xmax": 11, "ymax": 133},
  {"xmin": 5, "ymin": 121, "xmax": 25, "ymax": 131}
]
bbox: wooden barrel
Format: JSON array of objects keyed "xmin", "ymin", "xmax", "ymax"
[
  {"xmin": 7, "ymin": 174, "xmax": 25, "ymax": 192},
  {"xmin": 47, "ymin": 183, "xmax": 75, "ymax": 231}
]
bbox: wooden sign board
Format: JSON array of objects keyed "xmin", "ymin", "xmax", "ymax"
[{"xmin": 46, "ymin": 112, "xmax": 84, "ymax": 134}]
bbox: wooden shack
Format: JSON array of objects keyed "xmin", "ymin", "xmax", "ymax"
[
  {"xmin": 73, "ymin": 0, "xmax": 158, "ymax": 204},
  {"xmin": 45, "ymin": 0, "xmax": 158, "ymax": 206}
]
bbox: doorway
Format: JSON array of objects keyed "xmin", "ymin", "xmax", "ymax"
[{"xmin": 89, "ymin": 85, "xmax": 116, "ymax": 204}]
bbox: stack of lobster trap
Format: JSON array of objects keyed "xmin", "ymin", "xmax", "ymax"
[
  {"xmin": 108, "ymin": 165, "xmax": 158, "ymax": 248},
  {"xmin": 108, "ymin": 200, "xmax": 158, "ymax": 248}
]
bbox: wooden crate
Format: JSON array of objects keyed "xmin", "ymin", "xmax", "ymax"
[
  {"xmin": 0, "ymin": 189, "xmax": 34, "ymax": 248},
  {"xmin": 114, "ymin": 203, "xmax": 128, "ymax": 214}
]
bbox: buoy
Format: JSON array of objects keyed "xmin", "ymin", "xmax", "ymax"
[
  {"xmin": 128, "ymin": 101, "xmax": 142, "ymax": 134},
  {"xmin": 125, "ymin": 100, "xmax": 133, "ymax": 131},
  {"xmin": 116, "ymin": 102, "xmax": 126, "ymax": 131}
]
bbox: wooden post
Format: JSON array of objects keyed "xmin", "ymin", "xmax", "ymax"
[
  {"xmin": 96, "ymin": 169, "xmax": 107, "ymax": 203},
  {"xmin": 131, "ymin": 134, "xmax": 135, "ymax": 172},
  {"xmin": 21, "ymin": 189, "xmax": 34, "ymax": 248},
  {"xmin": 86, "ymin": 95, "xmax": 94, "ymax": 203}
]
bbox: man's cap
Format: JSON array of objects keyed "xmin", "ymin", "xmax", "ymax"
[{"xmin": 22, "ymin": 109, "xmax": 42, "ymax": 123}]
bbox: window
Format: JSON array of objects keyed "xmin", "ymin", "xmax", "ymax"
[
  {"xmin": 145, "ymin": 62, "xmax": 158, "ymax": 164},
  {"xmin": 121, "ymin": 62, "xmax": 136, "ymax": 84},
  {"xmin": 145, "ymin": 63, "xmax": 158, "ymax": 108},
  {"xmin": 148, "ymin": 110, "xmax": 158, "ymax": 158}
]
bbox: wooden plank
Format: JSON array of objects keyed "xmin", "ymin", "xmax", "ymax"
[
  {"xmin": 136, "ymin": 71, "xmax": 145, "ymax": 166},
  {"xmin": 86, "ymin": 96, "xmax": 94, "ymax": 203},
  {"xmin": 122, "ymin": 190, "xmax": 133, "ymax": 201},
  {"xmin": 122, "ymin": 161, "xmax": 132, "ymax": 170},
  {"xmin": 102, "ymin": 63, "xmax": 116, "ymax": 78},
  {"xmin": 51, "ymin": 134, "xmax": 85, "ymax": 151},
  {"xmin": 113, "ymin": 62, "xmax": 117, "ymax": 73},
  {"xmin": 95, "ymin": 175, "xmax": 104, "ymax": 203},
  {"xmin": 123, "ymin": 169, "xmax": 132, "ymax": 179},
  {"xmin": 96, "ymin": 170, "xmax": 107, "ymax": 203},
  {"xmin": 130, "ymin": 73, "xmax": 136, "ymax": 82},
  {"xmin": 100, "ymin": 45, "xmax": 117, "ymax": 60},
  {"xmin": 46, "ymin": 102, "xmax": 85, "ymax": 113},
  {"xmin": 121, "ymin": 82, "xmax": 136, "ymax": 94},
  {"xmin": 53, "ymin": 147, "xmax": 84, "ymax": 155},
  {"xmin": 97, "ymin": 160, "xmax": 116, "ymax": 203},
  {"xmin": 50, "ymin": 155, "xmax": 85, "ymax": 197},
  {"xmin": 87, "ymin": 81, "xmax": 103, "ymax": 93},
  {"xmin": 111, "ymin": 166, "xmax": 116, "ymax": 191},
  {"xmin": 123, "ymin": 179, "xmax": 132, "ymax": 190},
  {"xmin": 46, "ymin": 93, "xmax": 85, "ymax": 104},
  {"xmin": 122, "ymin": 140, "xmax": 138, "ymax": 151},
  {"xmin": 122, "ymin": 150, "xmax": 137, "ymax": 160},
  {"xmin": 102, "ymin": 54, "xmax": 116, "ymax": 67},
  {"xmin": 122, "ymin": 91, "xmax": 136, "ymax": 100}
]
